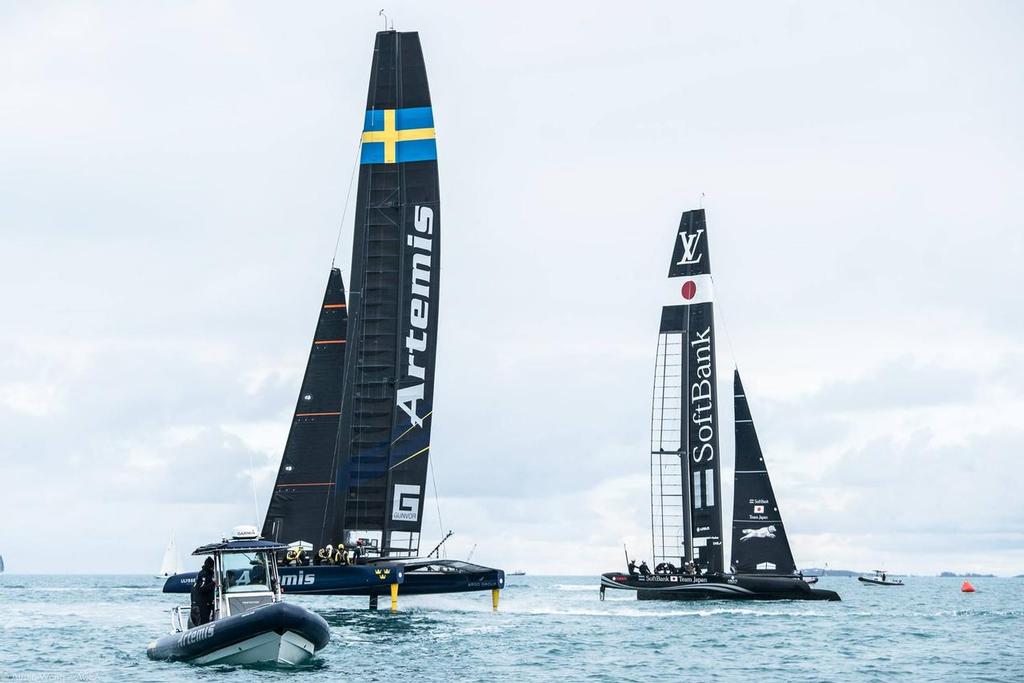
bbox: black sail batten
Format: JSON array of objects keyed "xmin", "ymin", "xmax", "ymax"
[
  {"xmin": 263, "ymin": 269, "xmax": 348, "ymax": 549},
  {"xmin": 730, "ymin": 370, "xmax": 797, "ymax": 575},
  {"xmin": 651, "ymin": 209, "xmax": 724, "ymax": 574},
  {"xmin": 331, "ymin": 31, "xmax": 440, "ymax": 557}
]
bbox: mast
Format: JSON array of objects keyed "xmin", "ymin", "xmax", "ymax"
[
  {"xmin": 730, "ymin": 370, "xmax": 797, "ymax": 574},
  {"xmin": 262, "ymin": 269, "xmax": 349, "ymax": 548},
  {"xmin": 331, "ymin": 31, "xmax": 440, "ymax": 557},
  {"xmin": 650, "ymin": 209, "xmax": 724, "ymax": 573}
]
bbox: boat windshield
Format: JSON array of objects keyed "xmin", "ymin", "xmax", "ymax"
[{"xmin": 220, "ymin": 551, "xmax": 271, "ymax": 593}]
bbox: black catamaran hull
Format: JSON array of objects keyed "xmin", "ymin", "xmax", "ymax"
[
  {"xmin": 146, "ymin": 602, "xmax": 330, "ymax": 665},
  {"xmin": 601, "ymin": 572, "xmax": 840, "ymax": 601},
  {"xmin": 371, "ymin": 560, "xmax": 504, "ymax": 596}
]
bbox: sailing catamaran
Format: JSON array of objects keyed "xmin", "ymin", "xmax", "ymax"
[
  {"xmin": 600, "ymin": 209, "xmax": 839, "ymax": 601},
  {"xmin": 163, "ymin": 30, "xmax": 503, "ymax": 605}
]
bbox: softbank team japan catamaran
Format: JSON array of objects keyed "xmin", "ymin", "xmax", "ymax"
[
  {"xmin": 164, "ymin": 30, "xmax": 503, "ymax": 608},
  {"xmin": 600, "ymin": 210, "xmax": 840, "ymax": 602}
]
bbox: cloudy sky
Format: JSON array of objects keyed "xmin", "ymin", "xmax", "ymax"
[{"xmin": 2, "ymin": 1, "xmax": 1022, "ymax": 576}]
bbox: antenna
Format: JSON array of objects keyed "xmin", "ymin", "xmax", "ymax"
[
  {"xmin": 379, "ymin": 9, "xmax": 393, "ymax": 31},
  {"xmin": 247, "ymin": 450, "xmax": 261, "ymax": 530},
  {"xmin": 700, "ymin": 192, "xmax": 705, "ymax": 209}
]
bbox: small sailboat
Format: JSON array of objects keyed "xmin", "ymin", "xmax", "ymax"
[
  {"xmin": 157, "ymin": 535, "xmax": 184, "ymax": 578},
  {"xmin": 0, "ymin": 554, "xmax": 5, "ymax": 574},
  {"xmin": 858, "ymin": 570, "xmax": 904, "ymax": 586},
  {"xmin": 147, "ymin": 525, "xmax": 330, "ymax": 666},
  {"xmin": 600, "ymin": 209, "xmax": 839, "ymax": 602}
]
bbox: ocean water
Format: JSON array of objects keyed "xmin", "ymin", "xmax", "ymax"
[{"xmin": 1, "ymin": 574, "xmax": 1021, "ymax": 682}]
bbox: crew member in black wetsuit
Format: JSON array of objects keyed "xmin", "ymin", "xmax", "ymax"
[
  {"xmin": 627, "ymin": 560, "xmax": 638, "ymax": 577},
  {"xmin": 639, "ymin": 561, "xmax": 652, "ymax": 577},
  {"xmin": 189, "ymin": 557, "xmax": 216, "ymax": 627}
]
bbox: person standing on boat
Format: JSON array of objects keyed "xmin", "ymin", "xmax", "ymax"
[
  {"xmin": 189, "ymin": 557, "xmax": 216, "ymax": 627},
  {"xmin": 627, "ymin": 560, "xmax": 638, "ymax": 577}
]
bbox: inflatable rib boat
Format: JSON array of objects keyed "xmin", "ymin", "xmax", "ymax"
[
  {"xmin": 147, "ymin": 526, "xmax": 330, "ymax": 665},
  {"xmin": 858, "ymin": 570, "xmax": 904, "ymax": 586}
]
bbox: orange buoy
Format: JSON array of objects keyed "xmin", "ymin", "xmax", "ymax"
[{"xmin": 961, "ymin": 580, "xmax": 976, "ymax": 593}]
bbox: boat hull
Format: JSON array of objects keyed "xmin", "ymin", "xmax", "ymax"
[
  {"xmin": 389, "ymin": 563, "xmax": 505, "ymax": 596},
  {"xmin": 163, "ymin": 564, "xmax": 402, "ymax": 595},
  {"xmin": 858, "ymin": 576, "xmax": 903, "ymax": 586},
  {"xmin": 146, "ymin": 602, "xmax": 330, "ymax": 665},
  {"xmin": 164, "ymin": 560, "xmax": 503, "ymax": 597},
  {"xmin": 601, "ymin": 572, "xmax": 841, "ymax": 601}
]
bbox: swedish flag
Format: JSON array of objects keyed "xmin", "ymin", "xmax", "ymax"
[{"xmin": 360, "ymin": 107, "xmax": 437, "ymax": 164}]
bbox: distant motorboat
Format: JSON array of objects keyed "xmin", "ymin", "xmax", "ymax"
[
  {"xmin": 858, "ymin": 570, "xmax": 903, "ymax": 586},
  {"xmin": 157, "ymin": 535, "xmax": 184, "ymax": 578},
  {"xmin": 508, "ymin": 571, "xmax": 526, "ymax": 576}
]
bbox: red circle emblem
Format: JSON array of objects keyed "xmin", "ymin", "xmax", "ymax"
[{"xmin": 681, "ymin": 280, "xmax": 697, "ymax": 300}]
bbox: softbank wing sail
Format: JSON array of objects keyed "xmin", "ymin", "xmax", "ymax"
[
  {"xmin": 333, "ymin": 31, "xmax": 440, "ymax": 557},
  {"xmin": 651, "ymin": 209, "xmax": 724, "ymax": 574}
]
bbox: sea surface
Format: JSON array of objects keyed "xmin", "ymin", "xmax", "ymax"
[{"xmin": 1, "ymin": 574, "xmax": 1021, "ymax": 682}]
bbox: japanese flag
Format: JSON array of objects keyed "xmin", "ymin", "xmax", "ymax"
[
  {"xmin": 753, "ymin": 505, "xmax": 765, "ymax": 514},
  {"xmin": 666, "ymin": 273, "xmax": 713, "ymax": 306}
]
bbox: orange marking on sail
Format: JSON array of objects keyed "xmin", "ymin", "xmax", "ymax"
[{"xmin": 323, "ymin": 304, "xmax": 347, "ymax": 309}]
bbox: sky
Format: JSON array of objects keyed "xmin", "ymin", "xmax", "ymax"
[{"xmin": 1, "ymin": 1, "xmax": 1022, "ymax": 576}]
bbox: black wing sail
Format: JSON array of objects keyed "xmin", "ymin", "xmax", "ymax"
[
  {"xmin": 651, "ymin": 209, "xmax": 724, "ymax": 574},
  {"xmin": 730, "ymin": 370, "xmax": 797, "ymax": 575},
  {"xmin": 263, "ymin": 268, "xmax": 348, "ymax": 548},
  {"xmin": 331, "ymin": 31, "xmax": 440, "ymax": 557}
]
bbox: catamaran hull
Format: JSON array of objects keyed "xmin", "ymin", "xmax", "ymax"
[
  {"xmin": 163, "ymin": 561, "xmax": 503, "ymax": 597},
  {"xmin": 381, "ymin": 567, "xmax": 504, "ymax": 596},
  {"xmin": 146, "ymin": 602, "xmax": 330, "ymax": 665},
  {"xmin": 601, "ymin": 572, "xmax": 841, "ymax": 601},
  {"xmin": 163, "ymin": 564, "xmax": 401, "ymax": 595}
]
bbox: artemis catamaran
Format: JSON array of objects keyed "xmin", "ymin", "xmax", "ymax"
[
  {"xmin": 600, "ymin": 210, "xmax": 839, "ymax": 601},
  {"xmin": 163, "ymin": 30, "xmax": 502, "ymax": 605}
]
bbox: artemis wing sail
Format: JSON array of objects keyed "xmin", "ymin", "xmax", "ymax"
[
  {"xmin": 331, "ymin": 31, "xmax": 440, "ymax": 557},
  {"xmin": 730, "ymin": 370, "xmax": 797, "ymax": 575},
  {"xmin": 262, "ymin": 269, "xmax": 348, "ymax": 548},
  {"xmin": 651, "ymin": 209, "xmax": 724, "ymax": 574}
]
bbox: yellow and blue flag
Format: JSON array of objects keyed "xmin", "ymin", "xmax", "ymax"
[{"xmin": 360, "ymin": 107, "xmax": 437, "ymax": 164}]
